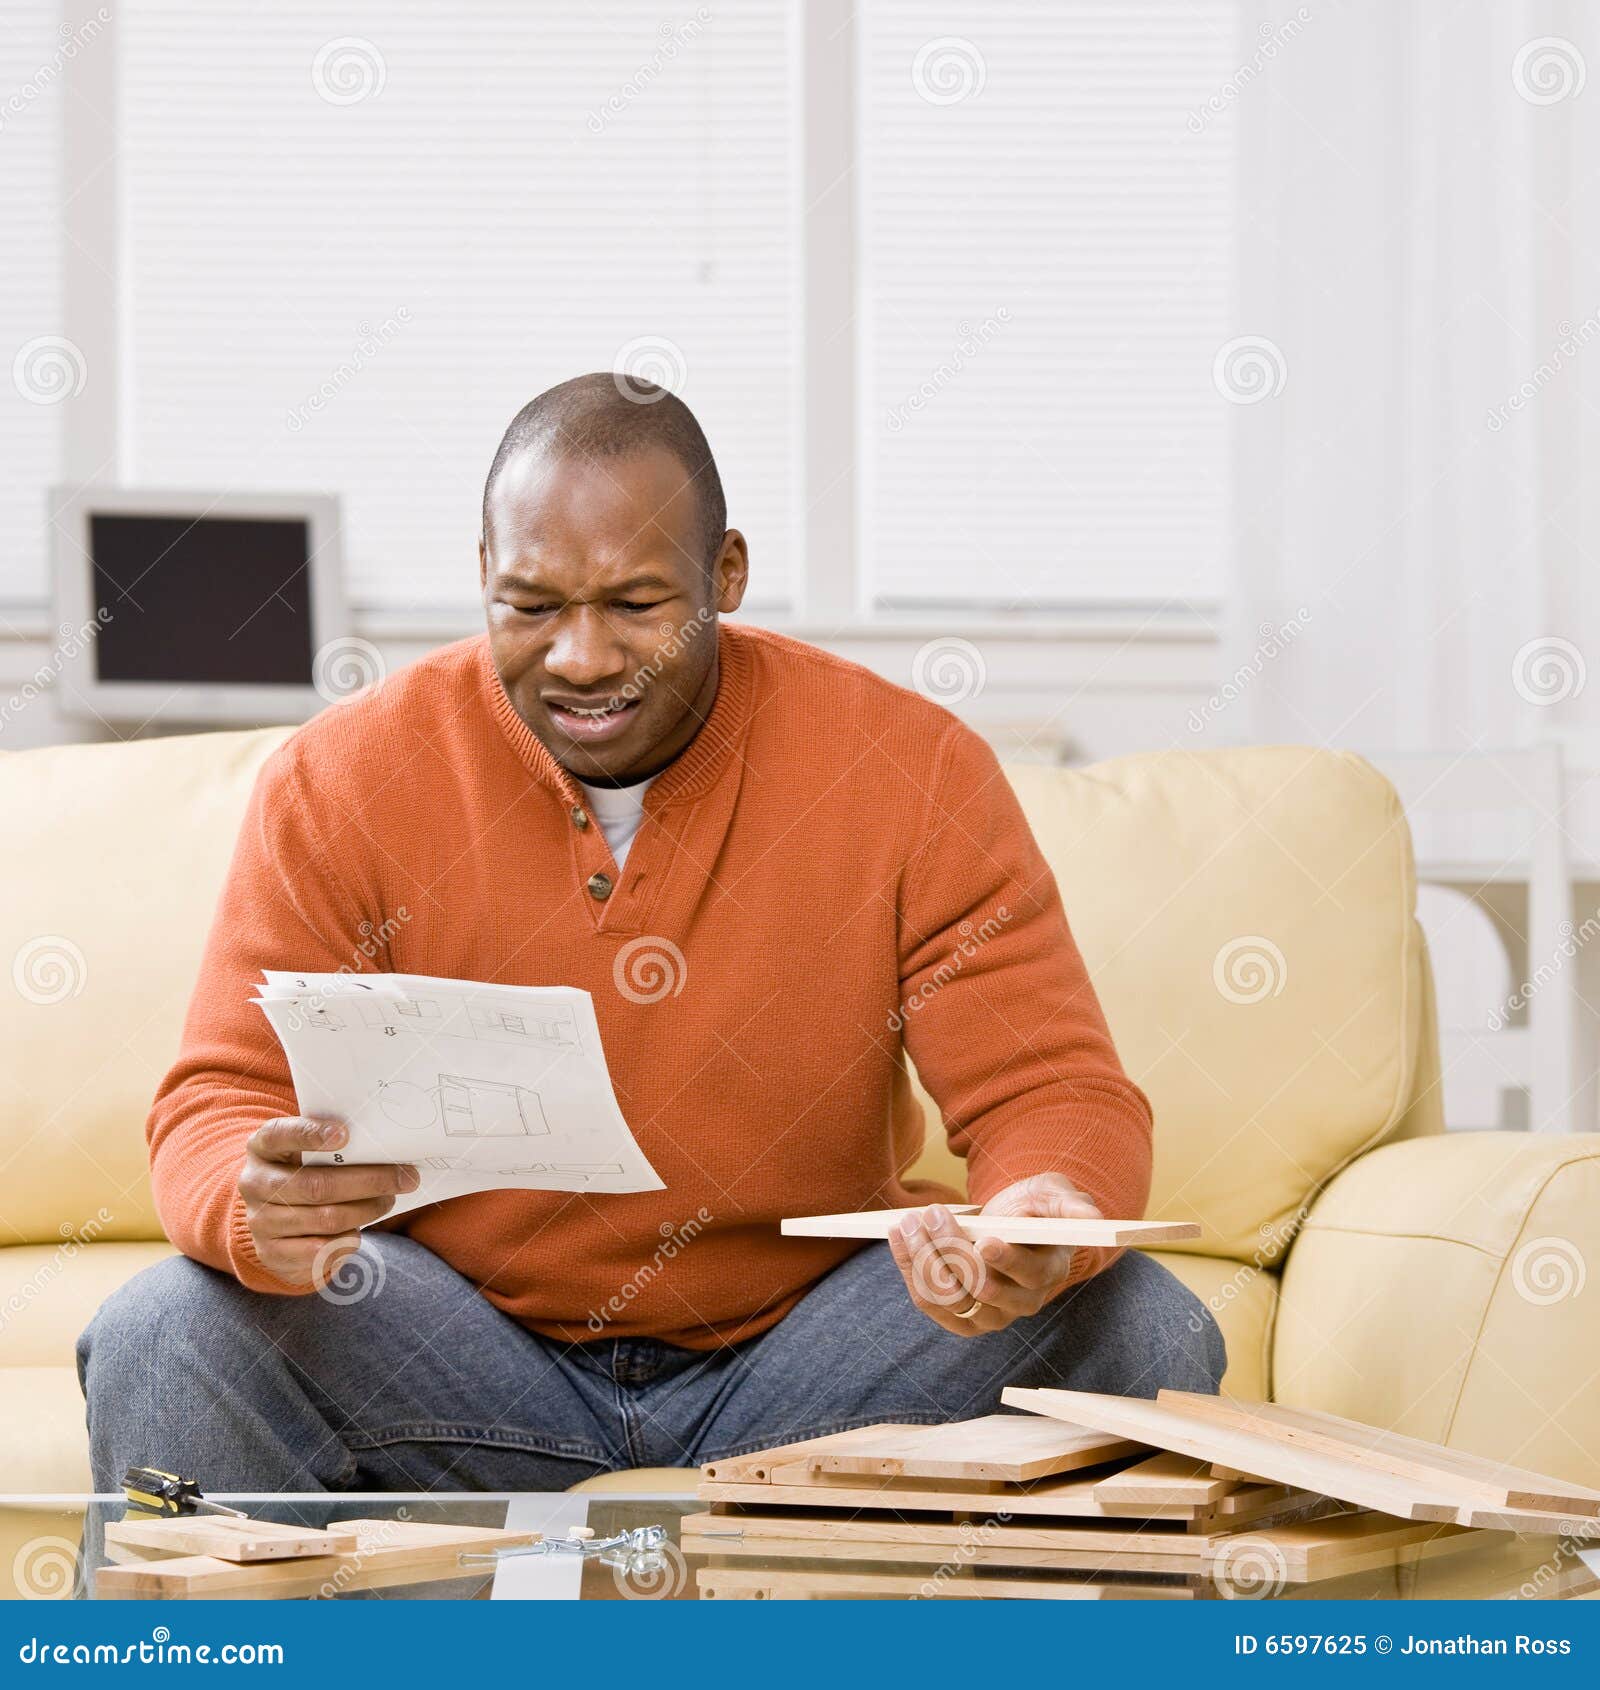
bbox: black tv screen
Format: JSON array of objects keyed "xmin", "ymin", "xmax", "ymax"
[{"xmin": 88, "ymin": 513, "xmax": 315, "ymax": 686}]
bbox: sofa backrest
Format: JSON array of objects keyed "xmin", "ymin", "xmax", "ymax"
[
  {"xmin": 1, "ymin": 728, "xmax": 1439, "ymax": 1261},
  {"xmin": 0, "ymin": 727, "xmax": 293, "ymax": 1243}
]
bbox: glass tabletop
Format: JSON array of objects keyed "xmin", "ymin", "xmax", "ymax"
[{"xmin": 3, "ymin": 1494, "xmax": 1594, "ymax": 1602}]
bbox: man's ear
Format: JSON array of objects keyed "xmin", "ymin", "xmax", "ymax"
[{"xmin": 714, "ymin": 529, "xmax": 749, "ymax": 615}]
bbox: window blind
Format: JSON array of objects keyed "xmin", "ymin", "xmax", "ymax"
[
  {"xmin": 120, "ymin": 1, "xmax": 800, "ymax": 613},
  {"xmin": 0, "ymin": 2, "xmax": 67, "ymax": 604},
  {"xmin": 859, "ymin": 1, "xmax": 1236, "ymax": 610}
]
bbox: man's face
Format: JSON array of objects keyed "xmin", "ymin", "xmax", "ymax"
[{"xmin": 480, "ymin": 445, "xmax": 747, "ymax": 783}]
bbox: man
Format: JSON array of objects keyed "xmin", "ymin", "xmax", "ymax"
[{"xmin": 78, "ymin": 374, "xmax": 1223, "ymax": 1492}]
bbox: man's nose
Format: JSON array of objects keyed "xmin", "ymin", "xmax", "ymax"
[{"xmin": 544, "ymin": 609, "xmax": 630, "ymax": 690}]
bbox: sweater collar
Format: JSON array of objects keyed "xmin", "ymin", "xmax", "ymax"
[{"xmin": 481, "ymin": 621, "xmax": 755, "ymax": 808}]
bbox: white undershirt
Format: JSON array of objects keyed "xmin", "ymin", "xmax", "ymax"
[{"xmin": 577, "ymin": 775, "xmax": 657, "ymax": 869}]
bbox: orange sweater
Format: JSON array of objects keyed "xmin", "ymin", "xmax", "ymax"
[{"xmin": 149, "ymin": 625, "xmax": 1153, "ymax": 1347}]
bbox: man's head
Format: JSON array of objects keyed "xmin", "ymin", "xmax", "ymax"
[{"xmin": 479, "ymin": 373, "xmax": 747, "ymax": 784}]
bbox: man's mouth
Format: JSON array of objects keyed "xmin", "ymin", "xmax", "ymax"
[{"xmin": 544, "ymin": 696, "xmax": 642, "ymax": 744}]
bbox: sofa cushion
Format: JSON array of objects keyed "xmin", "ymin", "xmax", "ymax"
[
  {"xmin": 1001, "ymin": 749, "xmax": 1435, "ymax": 1264},
  {"xmin": 1275, "ymin": 1131, "xmax": 1600, "ymax": 1485},
  {"xmin": 0, "ymin": 728, "xmax": 291, "ymax": 1244},
  {"xmin": 0, "ymin": 1240, "xmax": 176, "ymax": 1368}
]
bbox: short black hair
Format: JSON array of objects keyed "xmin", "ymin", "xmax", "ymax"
[{"xmin": 482, "ymin": 372, "xmax": 726, "ymax": 568}]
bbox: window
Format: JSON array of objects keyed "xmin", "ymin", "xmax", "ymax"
[
  {"xmin": 118, "ymin": 0, "xmax": 800, "ymax": 613},
  {"xmin": 859, "ymin": 1, "xmax": 1236, "ymax": 611}
]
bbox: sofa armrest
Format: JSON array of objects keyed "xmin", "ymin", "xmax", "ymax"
[{"xmin": 1273, "ymin": 1130, "xmax": 1600, "ymax": 1487}]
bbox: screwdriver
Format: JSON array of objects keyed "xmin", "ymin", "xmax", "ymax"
[{"xmin": 122, "ymin": 1465, "xmax": 247, "ymax": 1520}]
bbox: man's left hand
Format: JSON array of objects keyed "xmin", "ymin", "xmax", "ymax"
[{"xmin": 887, "ymin": 1172, "xmax": 1101, "ymax": 1337}]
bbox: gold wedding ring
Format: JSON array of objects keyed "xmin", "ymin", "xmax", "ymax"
[{"xmin": 954, "ymin": 1299, "xmax": 982, "ymax": 1319}]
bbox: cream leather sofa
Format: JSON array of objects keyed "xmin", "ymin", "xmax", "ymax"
[{"xmin": 3, "ymin": 727, "xmax": 1597, "ymax": 1503}]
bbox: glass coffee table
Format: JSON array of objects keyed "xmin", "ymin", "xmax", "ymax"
[{"xmin": 4, "ymin": 1493, "xmax": 1594, "ymax": 1602}]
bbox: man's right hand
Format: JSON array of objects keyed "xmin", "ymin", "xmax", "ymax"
[{"xmin": 239, "ymin": 1117, "xmax": 419, "ymax": 1289}]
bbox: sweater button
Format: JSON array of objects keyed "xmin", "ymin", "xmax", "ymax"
[
  {"xmin": 586, "ymin": 871, "xmax": 613, "ymax": 901},
  {"xmin": 571, "ymin": 806, "xmax": 589, "ymax": 830}
]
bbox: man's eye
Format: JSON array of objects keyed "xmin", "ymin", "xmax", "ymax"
[
  {"xmin": 613, "ymin": 600, "xmax": 665, "ymax": 614},
  {"xmin": 510, "ymin": 602, "xmax": 555, "ymax": 616}
]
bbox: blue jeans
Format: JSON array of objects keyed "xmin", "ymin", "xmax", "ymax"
[{"xmin": 75, "ymin": 1235, "xmax": 1225, "ymax": 1493}]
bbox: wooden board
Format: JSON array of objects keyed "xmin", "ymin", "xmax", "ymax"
[
  {"xmin": 1004, "ymin": 1387, "xmax": 1466, "ymax": 1522},
  {"xmin": 1092, "ymin": 1453, "xmax": 1238, "ymax": 1507},
  {"xmin": 1162, "ymin": 1391, "xmax": 1600, "ymax": 1518},
  {"xmin": 96, "ymin": 1519, "xmax": 536, "ymax": 1599},
  {"xmin": 697, "ymin": 1475, "xmax": 1206, "ymax": 1522},
  {"xmin": 106, "ymin": 1516, "xmax": 360, "ymax": 1563},
  {"xmin": 681, "ymin": 1519, "xmax": 1210, "ymax": 1578},
  {"xmin": 1204, "ymin": 1511, "xmax": 1483, "ymax": 1584},
  {"xmin": 780, "ymin": 1209, "xmax": 1200, "ymax": 1247},
  {"xmin": 687, "ymin": 1506, "xmax": 1220, "ymax": 1564},
  {"xmin": 807, "ymin": 1414, "xmax": 1147, "ymax": 1483},
  {"xmin": 695, "ymin": 1564, "xmax": 1195, "ymax": 1600},
  {"xmin": 701, "ymin": 1426, "xmax": 927, "ymax": 1483}
]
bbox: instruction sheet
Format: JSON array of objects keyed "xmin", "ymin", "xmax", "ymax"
[{"xmin": 254, "ymin": 970, "xmax": 663, "ymax": 1218}]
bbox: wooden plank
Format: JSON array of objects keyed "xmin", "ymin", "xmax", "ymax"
[
  {"xmin": 1215, "ymin": 1483, "xmax": 1319, "ymax": 1519},
  {"xmin": 780, "ymin": 1210, "xmax": 1200, "ymax": 1247},
  {"xmin": 684, "ymin": 1506, "xmax": 1218, "ymax": 1563},
  {"xmin": 1162, "ymin": 1391, "xmax": 1600, "ymax": 1518},
  {"xmin": 1205, "ymin": 1512, "xmax": 1483, "ymax": 1585},
  {"xmin": 695, "ymin": 1564, "xmax": 1195, "ymax": 1600},
  {"xmin": 1004, "ymin": 1387, "xmax": 1465, "ymax": 1522},
  {"xmin": 700, "ymin": 1425, "xmax": 926, "ymax": 1483},
  {"xmin": 681, "ymin": 1520, "xmax": 1209, "ymax": 1578},
  {"xmin": 698, "ymin": 1475, "xmax": 1207, "ymax": 1521},
  {"xmin": 1451, "ymin": 1505, "xmax": 1600, "ymax": 1536},
  {"xmin": 808, "ymin": 1414, "xmax": 1147, "ymax": 1483},
  {"xmin": 105, "ymin": 1516, "xmax": 359, "ymax": 1563},
  {"xmin": 95, "ymin": 1519, "xmax": 537, "ymax": 1599},
  {"xmin": 1092, "ymin": 1453, "xmax": 1237, "ymax": 1507}
]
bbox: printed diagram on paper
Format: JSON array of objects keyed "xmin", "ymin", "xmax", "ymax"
[{"xmin": 253, "ymin": 971, "xmax": 661, "ymax": 1217}]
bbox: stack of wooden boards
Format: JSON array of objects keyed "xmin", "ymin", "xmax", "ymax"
[
  {"xmin": 683, "ymin": 1390, "xmax": 1600, "ymax": 1597},
  {"xmin": 97, "ymin": 1513, "xmax": 538, "ymax": 1599}
]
